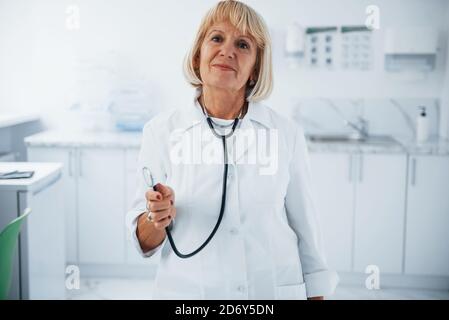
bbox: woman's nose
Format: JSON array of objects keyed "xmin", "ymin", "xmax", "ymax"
[{"xmin": 219, "ymin": 41, "xmax": 236, "ymax": 59}]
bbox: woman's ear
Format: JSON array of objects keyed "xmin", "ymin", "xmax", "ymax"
[
  {"xmin": 248, "ymin": 71, "xmax": 258, "ymax": 87},
  {"xmin": 194, "ymin": 54, "xmax": 201, "ymax": 77},
  {"xmin": 193, "ymin": 53, "xmax": 199, "ymax": 69},
  {"xmin": 247, "ymin": 55, "xmax": 259, "ymax": 88}
]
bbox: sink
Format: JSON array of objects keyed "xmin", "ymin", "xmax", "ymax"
[{"xmin": 307, "ymin": 134, "xmax": 400, "ymax": 146}]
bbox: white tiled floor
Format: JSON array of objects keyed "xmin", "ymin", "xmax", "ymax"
[
  {"xmin": 67, "ymin": 278, "xmax": 154, "ymax": 300},
  {"xmin": 66, "ymin": 277, "xmax": 449, "ymax": 300}
]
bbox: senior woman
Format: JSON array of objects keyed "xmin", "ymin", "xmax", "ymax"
[{"xmin": 126, "ymin": 0, "xmax": 338, "ymax": 300}]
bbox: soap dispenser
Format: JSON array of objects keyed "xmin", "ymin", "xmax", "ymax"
[{"xmin": 416, "ymin": 106, "xmax": 429, "ymax": 144}]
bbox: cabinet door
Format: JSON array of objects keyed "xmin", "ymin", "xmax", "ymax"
[
  {"xmin": 27, "ymin": 147, "xmax": 78, "ymax": 263},
  {"xmin": 354, "ymin": 154, "xmax": 407, "ymax": 274},
  {"xmin": 405, "ymin": 155, "xmax": 449, "ymax": 276},
  {"xmin": 77, "ymin": 148, "xmax": 126, "ymax": 264},
  {"xmin": 309, "ymin": 152, "xmax": 355, "ymax": 272},
  {"xmin": 24, "ymin": 176, "xmax": 66, "ymax": 299}
]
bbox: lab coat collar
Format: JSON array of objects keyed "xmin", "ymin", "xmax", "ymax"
[{"xmin": 177, "ymin": 87, "xmax": 273, "ymax": 132}]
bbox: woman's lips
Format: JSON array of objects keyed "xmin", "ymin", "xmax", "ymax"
[{"xmin": 212, "ymin": 64, "xmax": 235, "ymax": 71}]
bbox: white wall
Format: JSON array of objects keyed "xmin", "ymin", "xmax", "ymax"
[
  {"xmin": 0, "ymin": 0, "xmax": 33, "ymax": 115},
  {"xmin": 439, "ymin": 4, "xmax": 449, "ymax": 139},
  {"xmin": 0, "ymin": 0, "xmax": 448, "ymax": 132}
]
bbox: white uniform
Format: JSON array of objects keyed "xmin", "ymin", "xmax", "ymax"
[{"xmin": 126, "ymin": 89, "xmax": 339, "ymax": 300}]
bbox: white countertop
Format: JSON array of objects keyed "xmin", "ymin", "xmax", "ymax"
[
  {"xmin": 24, "ymin": 130, "xmax": 449, "ymax": 155},
  {"xmin": 398, "ymin": 136, "xmax": 449, "ymax": 155},
  {"xmin": 25, "ymin": 130, "xmax": 142, "ymax": 148},
  {"xmin": 0, "ymin": 162, "xmax": 62, "ymax": 192},
  {"xmin": 307, "ymin": 134, "xmax": 449, "ymax": 155},
  {"xmin": 0, "ymin": 114, "xmax": 40, "ymax": 129}
]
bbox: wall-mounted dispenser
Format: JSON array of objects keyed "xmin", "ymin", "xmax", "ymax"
[
  {"xmin": 285, "ymin": 22, "xmax": 305, "ymax": 67},
  {"xmin": 384, "ymin": 27, "xmax": 439, "ymax": 72}
]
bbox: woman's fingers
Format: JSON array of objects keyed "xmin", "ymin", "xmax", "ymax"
[
  {"xmin": 150, "ymin": 207, "xmax": 171, "ymax": 222},
  {"xmin": 145, "ymin": 189, "xmax": 162, "ymax": 201},
  {"xmin": 148, "ymin": 198, "xmax": 171, "ymax": 212},
  {"xmin": 145, "ymin": 184, "xmax": 175, "ymax": 204},
  {"xmin": 153, "ymin": 208, "xmax": 176, "ymax": 230},
  {"xmin": 143, "ymin": 184, "xmax": 176, "ymax": 231},
  {"xmin": 154, "ymin": 183, "xmax": 174, "ymax": 198}
]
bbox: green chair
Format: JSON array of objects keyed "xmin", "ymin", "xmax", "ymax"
[{"xmin": 0, "ymin": 208, "xmax": 31, "ymax": 300}]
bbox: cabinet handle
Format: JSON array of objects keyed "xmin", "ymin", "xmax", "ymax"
[
  {"xmin": 78, "ymin": 150, "xmax": 82, "ymax": 177},
  {"xmin": 68, "ymin": 150, "xmax": 73, "ymax": 177},
  {"xmin": 348, "ymin": 155, "xmax": 353, "ymax": 182},
  {"xmin": 359, "ymin": 155, "xmax": 363, "ymax": 183},
  {"xmin": 411, "ymin": 157, "xmax": 416, "ymax": 186}
]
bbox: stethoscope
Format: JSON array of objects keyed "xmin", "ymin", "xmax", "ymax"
[{"xmin": 142, "ymin": 101, "xmax": 245, "ymax": 259}]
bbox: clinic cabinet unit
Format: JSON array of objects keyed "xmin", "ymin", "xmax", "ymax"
[
  {"xmin": 310, "ymin": 151, "xmax": 449, "ymax": 278},
  {"xmin": 27, "ymin": 146, "xmax": 153, "ymax": 276},
  {"xmin": 404, "ymin": 155, "xmax": 449, "ymax": 276},
  {"xmin": 308, "ymin": 152, "xmax": 354, "ymax": 272},
  {"xmin": 0, "ymin": 163, "xmax": 65, "ymax": 299},
  {"xmin": 310, "ymin": 152, "xmax": 408, "ymax": 274},
  {"xmin": 352, "ymin": 153, "xmax": 407, "ymax": 274}
]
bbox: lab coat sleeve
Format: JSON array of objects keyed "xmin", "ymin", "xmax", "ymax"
[
  {"xmin": 284, "ymin": 124, "xmax": 339, "ymax": 298},
  {"xmin": 125, "ymin": 121, "xmax": 167, "ymax": 258}
]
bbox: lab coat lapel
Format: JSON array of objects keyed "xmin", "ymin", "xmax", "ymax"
[{"xmin": 232, "ymin": 100, "xmax": 273, "ymax": 165}]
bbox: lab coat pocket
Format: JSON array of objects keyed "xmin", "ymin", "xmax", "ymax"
[{"xmin": 275, "ymin": 283, "xmax": 307, "ymax": 300}]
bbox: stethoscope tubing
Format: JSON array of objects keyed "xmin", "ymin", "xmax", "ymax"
[{"xmin": 163, "ymin": 116, "xmax": 240, "ymax": 258}]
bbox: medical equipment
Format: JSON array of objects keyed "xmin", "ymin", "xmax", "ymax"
[{"xmin": 142, "ymin": 103, "xmax": 243, "ymax": 259}]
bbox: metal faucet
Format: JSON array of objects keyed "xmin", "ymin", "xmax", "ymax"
[
  {"xmin": 322, "ymin": 99, "xmax": 369, "ymax": 140},
  {"xmin": 344, "ymin": 116, "xmax": 369, "ymax": 139}
]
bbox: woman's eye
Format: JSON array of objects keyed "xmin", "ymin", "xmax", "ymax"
[
  {"xmin": 238, "ymin": 41, "xmax": 249, "ymax": 49},
  {"xmin": 211, "ymin": 35, "xmax": 222, "ymax": 42}
]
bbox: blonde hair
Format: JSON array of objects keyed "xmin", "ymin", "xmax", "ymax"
[{"xmin": 183, "ymin": 0, "xmax": 273, "ymax": 102}]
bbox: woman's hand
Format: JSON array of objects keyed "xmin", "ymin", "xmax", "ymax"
[
  {"xmin": 145, "ymin": 183, "xmax": 176, "ymax": 230},
  {"xmin": 136, "ymin": 183, "xmax": 176, "ymax": 252}
]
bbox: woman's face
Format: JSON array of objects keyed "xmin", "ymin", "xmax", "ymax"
[{"xmin": 197, "ymin": 21, "xmax": 257, "ymax": 93}]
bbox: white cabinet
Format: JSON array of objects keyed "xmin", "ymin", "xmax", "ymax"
[
  {"xmin": 353, "ymin": 154, "xmax": 407, "ymax": 274},
  {"xmin": 24, "ymin": 173, "xmax": 66, "ymax": 299},
  {"xmin": 310, "ymin": 152, "xmax": 408, "ymax": 274},
  {"xmin": 77, "ymin": 148, "xmax": 126, "ymax": 264},
  {"xmin": 405, "ymin": 155, "xmax": 449, "ymax": 276},
  {"xmin": 28, "ymin": 147, "xmax": 127, "ymax": 265},
  {"xmin": 27, "ymin": 147, "xmax": 78, "ymax": 263},
  {"xmin": 28, "ymin": 145, "xmax": 151, "ymax": 269},
  {"xmin": 0, "ymin": 162, "xmax": 65, "ymax": 299},
  {"xmin": 309, "ymin": 152, "xmax": 355, "ymax": 272}
]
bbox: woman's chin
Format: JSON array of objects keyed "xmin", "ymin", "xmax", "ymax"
[{"xmin": 204, "ymin": 79, "xmax": 240, "ymax": 91}]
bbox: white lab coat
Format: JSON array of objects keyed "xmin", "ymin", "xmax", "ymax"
[{"xmin": 126, "ymin": 89, "xmax": 339, "ymax": 300}]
